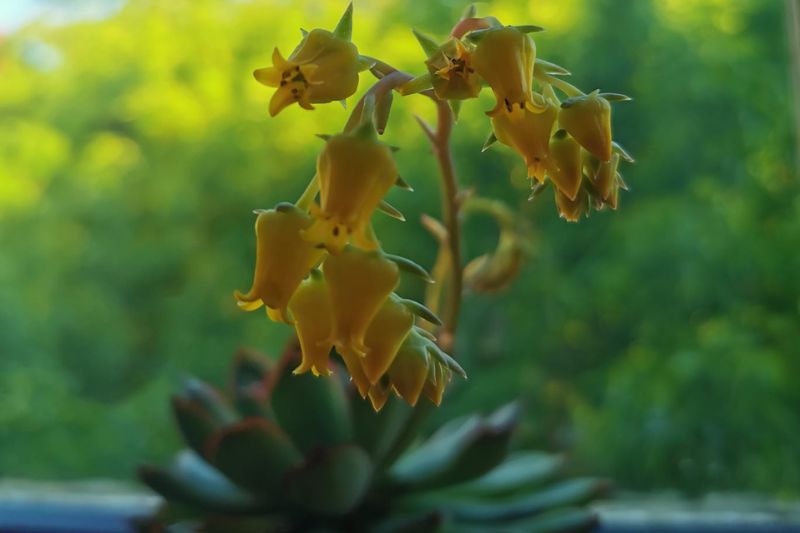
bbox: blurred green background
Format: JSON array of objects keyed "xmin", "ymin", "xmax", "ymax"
[{"xmin": 1, "ymin": 0, "xmax": 798, "ymax": 496}]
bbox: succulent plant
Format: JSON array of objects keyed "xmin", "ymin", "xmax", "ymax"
[{"xmin": 138, "ymin": 341, "xmax": 608, "ymax": 532}]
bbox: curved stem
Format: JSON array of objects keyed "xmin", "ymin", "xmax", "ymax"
[
  {"xmin": 346, "ymin": 64, "xmax": 464, "ymax": 353},
  {"xmin": 430, "ymin": 100, "xmax": 462, "ymax": 351}
]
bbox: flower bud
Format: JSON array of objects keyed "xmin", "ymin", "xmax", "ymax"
[
  {"xmin": 302, "ymin": 131, "xmax": 398, "ymax": 254},
  {"xmin": 558, "ymin": 91, "xmax": 612, "ymax": 162},
  {"xmin": 472, "ymin": 26, "xmax": 536, "ymax": 117},
  {"xmin": 287, "ymin": 271, "xmax": 334, "ymax": 377},
  {"xmin": 234, "ymin": 204, "xmax": 325, "ymax": 323},
  {"xmin": 253, "ymin": 29, "xmax": 362, "ymax": 116},
  {"xmin": 491, "ymin": 101, "xmax": 557, "ymax": 182},
  {"xmin": 547, "ymin": 130, "xmax": 582, "ymax": 201},
  {"xmin": 463, "ymin": 230, "xmax": 525, "ymax": 293},
  {"xmin": 322, "ymin": 246, "xmax": 400, "ymax": 357}
]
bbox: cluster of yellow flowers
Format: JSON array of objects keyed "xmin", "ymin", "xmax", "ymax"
[
  {"xmin": 239, "ymin": 5, "xmax": 464, "ymax": 411},
  {"xmin": 402, "ymin": 12, "xmax": 633, "ymax": 220},
  {"xmin": 239, "ymin": 4, "xmax": 632, "ymax": 410}
]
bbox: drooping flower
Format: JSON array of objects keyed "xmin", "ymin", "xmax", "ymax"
[
  {"xmin": 558, "ymin": 90, "xmax": 613, "ymax": 162},
  {"xmin": 234, "ymin": 204, "xmax": 325, "ymax": 323},
  {"xmin": 385, "ymin": 328, "xmax": 466, "ymax": 407},
  {"xmin": 554, "ymin": 186, "xmax": 589, "ymax": 222},
  {"xmin": 471, "ymin": 26, "xmax": 538, "ymax": 117},
  {"xmin": 351, "ymin": 294, "xmax": 415, "ymax": 386},
  {"xmin": 287, "ymin": 271, "xmax": 334, "ymax": 376},
  {"xmin": 302, "ymin": 126, "xmax": 398, "ymax": 253},
  {"xmin": 322, "ymin": 246, "xmax": 399, "ymax": 357},
  {"xmin": 490, "ymin": 100, "xmax": 558, "ymax": 182},
  {"xmin": 546, "ymin": 129, "xmax": 583, "ymax": 201},
  {"xmin": 252, "ymin": 5, "xmax": 366, "ymax": 116}
]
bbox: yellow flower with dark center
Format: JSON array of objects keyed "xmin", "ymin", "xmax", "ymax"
[
  {"xmin": 302, "ymin": 128, "xmax": 398, "ymax": 254},
  {"xmin": 472, "ymin": 26, "xmax": 537, "ymax": 117},
  {"xmin": 234, "ymin": 204, "xmax": 325, "ymax": 324},
  {"xmin": 427, "ymin": 38, "xmax": 481, "ymax": 100},
  {"xmin": 322, "ymin": 246, "xmax": 400, "ymax": 357},
  {"xmin": 547, "ymin": 129, "xmax": 582, "ymax": 201},
  {"xmin": 491, "ymin": 100, "xmax": 558, "ymax": 182},
  {"xmin": 287, "ymin": 271, "xmax": 334, "ymax": 377},
  {"xmin": 558, "ymin": 91, "xmax": 613, "ymax": 162},
  {"xmin": 253, "ymin": 28, "xmax": 362, "ymax": 116}
]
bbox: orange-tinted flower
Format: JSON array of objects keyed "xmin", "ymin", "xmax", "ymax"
[
  {"xmin": 287, "ymin": 271, "xmax": 334, "ymax": 377},
  {"xmin": 491, "ymin": 100, "xmax": 558, "ymax": 182}
]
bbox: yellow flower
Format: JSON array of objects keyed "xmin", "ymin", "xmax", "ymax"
[
  {"xmin": 253, "ymin": 9, "xmax": 364, "ymax": 117},
  {"xmin": 558, "ymin": 91, "xmax": 613, "ymax": 162},
  {"xmin": 547, "ymin": 129, "xmax": 582, "ymax": 201},
  {"xmin": 554, "ymin": 186, "xmax": 588, "ymax": 222},
  {"xmin": 234, "ymin": 204, "xmax": 325, "ymax": 324},
  {"xmin": 287, "ymin": 271, "xmax": 334, "ymax": 377},
  {"xmin": 351, "ymin": 294, "xmax": 415, "ymax": 385},
  {"xmin": 322, "ymin": 246, "xmax": 399, "ymax": 357},
  {"xmin": 471, "ymin": 26, "xmax": 537, "ymax": 117},
  {"xmin": 491, "ymin": 100, "xmax": 558, "ymax": 182},
  {"xmin": 386, "ymin": 329, "xmax": 466, "ymax": 407},
  {"xmin": 426, "ymin": 38, "xmax": 481, "ymax": 100},
  {"xmin": 302, "ymin": 128, "xmax": 398, "ymax": 254}
]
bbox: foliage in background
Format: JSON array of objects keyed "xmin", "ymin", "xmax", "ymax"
[{"xmin": 0, "ymin": 0, "xmax": 797, "ymax": 495}]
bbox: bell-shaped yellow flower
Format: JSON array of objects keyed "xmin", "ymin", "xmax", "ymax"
[
  {"xmin": 351, "ymin": 294, "xmax": 414, "ymax": 385},
  {"xmin": 338, "ymin": 348, "xmax": 372, "ymax": 398},
  {"xmin": 547, "ymin": 130, "xmax": 583, "ymax": 201},
  {"xmin": 422, "ymin": 360, "xmax": 453, "ymax": 407},
  {"xmin": 367, "ymin": 380, "xmax": 391, "ymax": 412},
  {"xmin": 234, "ymin": 204, "xmax": 325, "ymax": 324},
  {"xmin": 491, "ymin": 100, "xmax": 557, "ymax": 182},
  {"xmin": 558, "ymin": 91, "xmax": 613, "ymax": 162},
  {"xmin": 385, "ymin": 330, "xmax": 431, "ymax": 407},
  {"xmin": 322, "ymin": 246, "xmax": 400, "ymax": 357},
  {"xmin": 302, "ymin": 129, "xmax": 398, "ymax": 254},
  {"xmin": 472, "ymin": 26, "xmax": 537, "ymax": 117},
  {"xmin": 427, "ymin": 38, "xmax": 481, "ymax": 101},
  {"xmin": 587, "ymin": 152, "xmax": 620, "ymax": 204},
  {"xmin": 554, "ymin": 186, "xmax": 588, "ymax": 222},
  {"xmin": 287, "ymin": 271, "xmax": 334, "ymax": 377},
  {"xmin": 253, "ymin": 29, "xmax": 362, "ymax": 117}
]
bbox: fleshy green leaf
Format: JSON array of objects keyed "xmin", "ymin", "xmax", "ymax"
[
  {"xmin": 285, "ymin": 444, "xmax": 372, "ymax": 515},
  {"xmin": 395, "ymin": 175, "xmax": 414, "ymax": 191},
  {"xmin": 183, "ymin": 377, "xmax": 238, "ymax": 426},
  {"xmin": 599, "ymin": 92, "xmax": 632, "ymax": 102},
  {"xmin": 332, "ymin": 2, "xmax": 353, "ymax": 41},
  {"xmin": 389, "ymin": 403, "xmax": 519, "ymax": 489},
  {"xmin": 172, "ymin": 396, "xmax": 220, "ymax": 456},
  {"xmin": 270, "ymin": 346, "xmax": 353, "ymax": 453},
  {"xmin": 378, "ymin": 199, "xmax": 406, "ymax": 221},
  {"xmin": 449, "ymin": 99, "xmax": 462, "ymax": 122},
  {"xmin": 206, "ymin": 418, "xmax": 302, "ymax": 495},
  {"xmin": 412, "ymin": 28, "xmax": 440, "ymax": 57},
  {"xmin": 400, "ymin": 298, "xmax": 442, "ymax": 326},
  {"xmin": 385, "ymin": 254, "xmax": 434, "ymax": 283},
  {"xmin": 139, "ymin": 451, "xmax": 261, "ymax": 514},
  {"xmin": 445, "ymin": 478, "xmax": 609, "ymax": 523},
  {"xmin": 400, "ymin": 73, "xmax": 434, "ymax": 96},
  {"xmin": 482, "ymin": 131, "xmax": 498, "ymax": 152},
  {"xmin": 451, "ymin": 507, "xmax": 597, "ymax": 533},
  {"xmin": 446, "ymin": 452, "xmax": 565, "ymax": 496},
  {"xmin": 351, "ymin": 394, "xmax": 412, "ymax": 462},
  {"xmin": 513, "ymin": 24, "xmax": 545, "ymax": 33}
]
